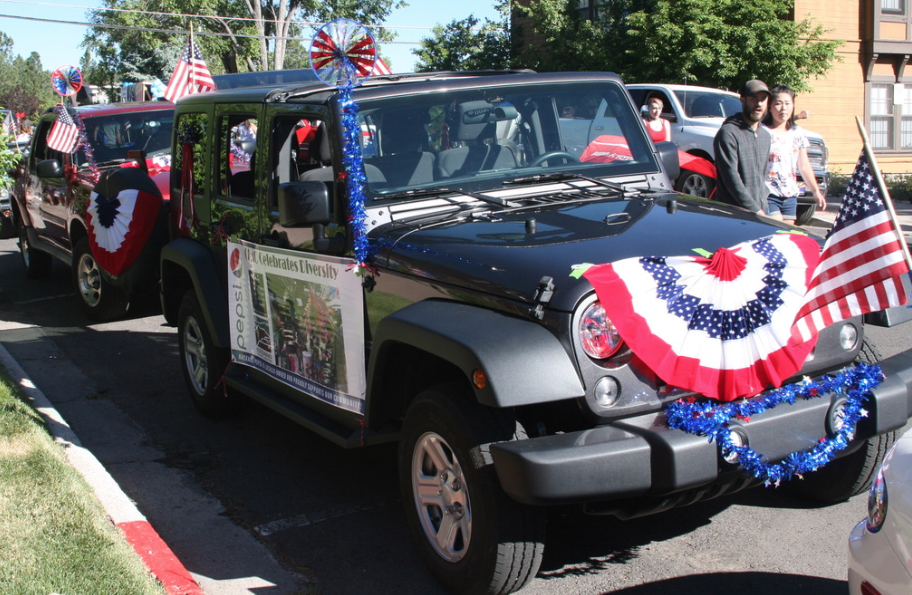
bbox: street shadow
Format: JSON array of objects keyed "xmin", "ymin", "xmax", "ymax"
[{"xmin": 595, "ymin": 572, "xmax": 847, "ymax": 595}]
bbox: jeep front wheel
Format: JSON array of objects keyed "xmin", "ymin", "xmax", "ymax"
[
  {"xmin": 178, "ymin": 290, "xmax": 240, "ymax": 418},
  {"xmin": 399, "ymin": 384, "xmax": 545, "ymax": 595},
  {"xmin": 72, "ymin": 238, "xmax": 129, "ymax": 321},
  {"xmin": 19, "ymin": 226, "xmax": 52, "ymax": 279}
]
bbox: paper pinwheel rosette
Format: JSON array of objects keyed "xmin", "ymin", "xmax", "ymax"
[
  {"xmin": 582, "ymin": 233, "xmax": 822, "ymax": 402},
  {"xmin": 309, "ymin": 19, "xmax": 379, "ymax": 88},
  {"xmin": 86, "ymin": 168, "xmax": 164, "ymax": 278},
  {"xmin": 51, "ymin": 65, "xmax": 83, "ymax": 97}
]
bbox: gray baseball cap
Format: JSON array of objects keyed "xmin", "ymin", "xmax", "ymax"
[{"xmin": 740, "ymin": 79, "xmax": 771, "ymax": 97}]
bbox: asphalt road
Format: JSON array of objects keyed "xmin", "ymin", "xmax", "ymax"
[{"xmin": 0, "ymin": 228, "xmax": 907, "ymax": 595}]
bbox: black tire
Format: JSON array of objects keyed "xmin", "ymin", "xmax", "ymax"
[
  {"xmin": 795, "ymin": 203, "xmax": 817, "ymax": 226},
  {"xmin": 399, "ymin": 384, "xmax": 546, "ymax": 595},
  {"xmin": 18, "ymin": 225, "xmax": 52, "ymax": 279},
  {"xmin": 178, "ymin": 290, "xmax": 241, "ymax": 418},
  {"xmin": 675, "ymin": 170, "xmax": 715, "ymax": 199},
  {"xmin": 785, "ymin": 338, "xmax": 896, "ymax": 503},
  {"xmin": 72, "ymin": 238, "xmax": 129, "ymax": 321}
]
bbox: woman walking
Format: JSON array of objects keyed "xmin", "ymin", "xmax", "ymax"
[{"xmin": 763, "ymin": 85, "xmax": 827, "ymax": 223}]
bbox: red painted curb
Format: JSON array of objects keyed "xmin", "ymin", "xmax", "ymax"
[{"xmin": 118, "ymin": 520, "xmax": 205, "ymax": 595}]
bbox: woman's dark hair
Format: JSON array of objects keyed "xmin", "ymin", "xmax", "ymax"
[{"xmin": 763, "ymin": 84, "xmax": 798, "ymax": 129}]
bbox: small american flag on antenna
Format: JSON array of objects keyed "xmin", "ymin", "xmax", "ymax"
[{"xmin": 47, "ymin": 106, "xmax": 80, "ymax": 153}]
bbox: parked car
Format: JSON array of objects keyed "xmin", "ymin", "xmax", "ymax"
[
  {"xmin": 157, "ymin": 70, "xmax": 912, "ymax": 595},
  {"xmin": 9, "ymin": 101, "xmax": 174, "ymax": 320},
  {"xmin": 849, "ymin": 427, "xmax": 912, "ymax": 595},
  {"xmin": 627, "ymin": 84, "xmax": 830, "ymax": 225}
]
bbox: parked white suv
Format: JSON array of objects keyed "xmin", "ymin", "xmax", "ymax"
[{"xmin": 627, "ymin": 83, "xmax": 829, "ymax": 225}]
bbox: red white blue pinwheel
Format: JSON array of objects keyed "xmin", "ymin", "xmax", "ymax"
[
  {"xmin": 51, "ymin": 65, "xmax": 83, "ymax": 97},
  {"xmin": 582, "ymin": 233, "xmax": 821, "ymax": 402},
  {"xmin": 310, "ymin": 19, "xmax": 378, "ymax": 89},
  {"xmin": 86, "ymin": 168, "xmax": 163, "ymax": 277}
]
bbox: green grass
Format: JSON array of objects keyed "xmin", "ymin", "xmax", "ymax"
[{"xmin": 0, "ymin": 369, "xmax": 166, "ymax": 595}]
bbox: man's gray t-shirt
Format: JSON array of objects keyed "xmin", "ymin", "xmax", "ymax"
[{"xmin": 713, "ymin": 113, "xmax": 771, "ymax": 213}]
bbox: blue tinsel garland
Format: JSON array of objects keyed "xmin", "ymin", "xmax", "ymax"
[
  {"xmin": 337, "ymin": 86, "xmax": 372, "ymax": 269},
  {"xmin": 665, "ymin": 363, "xmax": 882, "ymax": 486}
]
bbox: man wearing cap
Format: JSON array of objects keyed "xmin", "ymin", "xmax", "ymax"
[{"xmin": 713, "ymin": 79, "xmax": 772, "ymax": 214}]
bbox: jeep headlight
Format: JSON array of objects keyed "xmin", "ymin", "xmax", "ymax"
[{"xmin": 578, "ymin": 301, "xmax": 622, "ymax": 359}]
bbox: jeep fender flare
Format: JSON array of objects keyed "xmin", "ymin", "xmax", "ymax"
[
  {"xmin": 368, "ymin": 300, "xmax": 584, "ymax": 408},
  {"xmin": 160, "ymin": 238, "xmax": 230, "ymax": 348}
]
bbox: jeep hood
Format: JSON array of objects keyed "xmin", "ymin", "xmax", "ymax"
[{"xmin": 373, "ymin": 196, "xmax": 803, "ymax": 312}]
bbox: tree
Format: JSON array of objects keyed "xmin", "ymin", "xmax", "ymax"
[
  {"xmin": 514, "ymin": 0, "xmax": 841, "ymax": 92},
  {"xmin": 413, "ymin": 2, "xmax": 513, "ymax": 72},
  {"xmin": 84, "ymin": 0, "xmax": 405, "ymax": 81}
]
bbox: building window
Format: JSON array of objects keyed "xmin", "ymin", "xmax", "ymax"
[
  {"xmin": 883, "ymin": 0, "xmax": 905, "ymax": 14},
  {"xmin": 870, "ymin": 83, "xmax": 893, "ymax": 149},
  {"xmin": 867, "ymin": 82, "xmax": 912, "ymax": 151}
]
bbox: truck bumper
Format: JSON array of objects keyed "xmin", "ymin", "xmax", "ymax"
[{"xmin": 490, "ymin": 350, "xmax": 912, "ymax": 506}]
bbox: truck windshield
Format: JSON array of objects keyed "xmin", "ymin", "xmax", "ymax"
[
  {"xmin": 356, "ymin": 81, "xmax": 660, "ymax": 199},
  {"xmin": 82, "ymin": 110, "xmax": 174, "ymax": 163},
  {"xmin": 674, "ymin": 89, "xmax": 742, "ymax": 119}
]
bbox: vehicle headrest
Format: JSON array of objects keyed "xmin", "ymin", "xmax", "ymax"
[{"xmin": 454, "ymin": 101, "xmax": 518, "ymax": 141}]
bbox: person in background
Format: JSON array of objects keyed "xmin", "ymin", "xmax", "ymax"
[
  {"xmin": 643, "ymin": 96, "xmax": 671, "ymax": 143},
  {"xmin": 762, "ymin": 84, "xmax": 827, "ymax": 223},
  {"xmin": 16, "ymin": 121, "xmax": 31, "ymax": 144},
  {"xmin": 713, "ymin": 79, "xmax": 772, "ymax": 215}
]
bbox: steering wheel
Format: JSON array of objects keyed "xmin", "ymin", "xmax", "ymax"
[{"xmin": 529, "ymin": 151, "xmax": 579, "ymax": 168}]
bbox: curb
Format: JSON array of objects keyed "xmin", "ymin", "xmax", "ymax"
[{"xmin": 0, "ymin": 341, "xmax": 205, "ymax": 595}]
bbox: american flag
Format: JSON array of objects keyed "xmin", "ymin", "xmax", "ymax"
[
  {"xmin": 1, "ymin": 112, "xmax": 15, "ymax": 136},
  {"xmin": 374, "ymin": 57, "xmax": 392, "ymax": 75},
  {"xmin": 164, "ymin": 38, "xmax": 216, "ymax": 102},
  {"xmin": 793, "ymin": 151, "xmax": 912, "ymax": 341},
  {"xmin": 47, "ymin": 106, "xmax": 80, "ymax": 153}
]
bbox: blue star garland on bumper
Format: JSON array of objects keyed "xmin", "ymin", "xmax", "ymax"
[{"xmin": 665, "ymin": 363, "xmax": 882, "ymax": 486}]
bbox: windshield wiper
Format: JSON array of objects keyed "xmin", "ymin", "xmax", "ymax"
[
  {"xmin": 503, "ymin": 171, "xmax": 628, "ymax": 194},
  {"xmin": 378, "ymin": 186, "xmax": 512, "ymax": 207}
]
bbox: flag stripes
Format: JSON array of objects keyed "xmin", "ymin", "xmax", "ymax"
[{"xmin": 164, "ymin": 38, "xmax": 216, "ymax": 102}]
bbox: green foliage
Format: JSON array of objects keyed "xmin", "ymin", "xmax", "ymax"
[
  {"xmin": 0, "ymin": 33, "xmax": 56, "ymax": 121},
  {"xmin": 413, "ymin": 2, "xmax": 513, "ymax": 72},
  {"xmin": 470, "ymin": 0, "xmax": 842, "ymax": 92}
]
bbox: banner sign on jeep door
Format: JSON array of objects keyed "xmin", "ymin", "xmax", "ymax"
[{"xmin": 228, "ymin": 240, "xmax": 367, "ymax": 414}]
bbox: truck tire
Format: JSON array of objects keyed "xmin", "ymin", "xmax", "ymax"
[
  {"xmin": 795, "ymin": 204, "xmax": 817, "ymax": 226},
  {"xmin": 785, "ymin": 338, "xmax": 896, "ymax": 503},
  {"xmin": 19, "ymin": 225, "xmax": 52, "ymax": 279},
  {"xmin": 399, "ymin": 384, "xmax": 545, "ymax": 595},
  {"xmin": 178, "ymin": 290, "xmax": 241, "ymax": 418},
  {"xmin": 72, "ymin": 238, "xmax": 129, "ymax": 321},
  {"xmin": 675, "ymin": 170, "xmax": 715, "ymax": 199}
]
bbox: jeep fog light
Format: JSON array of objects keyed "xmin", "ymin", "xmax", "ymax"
[
  {"xmin": 579, "ymin": 302, "xmax": 622, "ymax": 359},
  {"xmin": 839, "ymin": 324, "xmax": 858, "ymax": 351},
  {"xmin": 594, "ymin": 376, "xmax": 620, "ymax": 408},
  {"xmin": 723, "ymin": 427, "xmax": 748, "ymax": 464},
  {"xmin": 826, "ymin": 397, "xmax": 847, "ymax": 436}
]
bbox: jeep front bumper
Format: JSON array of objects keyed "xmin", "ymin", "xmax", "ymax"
[{"xmin": 490, "ymin": 349, "xmax": 912, "ymax": 506}]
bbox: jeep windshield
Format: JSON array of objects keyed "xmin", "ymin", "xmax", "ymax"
[
  {"xmin": 76, "ymin": 110, "xmax": 174, "ymax": 166},
  {"xmin": 356, "ymin": 80, "xmax": 661, "ymax": 201}
]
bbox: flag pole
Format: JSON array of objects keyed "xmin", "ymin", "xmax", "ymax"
[{"xmin": 855, "ymin": 116, "xmax": 912, "ymax": 270}]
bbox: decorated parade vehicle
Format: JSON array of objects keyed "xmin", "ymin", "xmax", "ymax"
[
  {"xmin": 157, "ymin": 20, "xmax": 912, "ymax": 595},
  {"xmin": 10, "ymin": 65, "xmax": 174, "ymax": 321}
]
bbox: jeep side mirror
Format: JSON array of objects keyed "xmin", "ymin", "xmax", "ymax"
[
  {"xmin": 654, "ymin": 141, "xmax": 679, "ymax": 182},
  {"xmin": 36, "ymin": 159, "xmax": 64, "ymax": 180},
  {"xmin": 277, "ymin": 181, "xmax": 331, "ymax": 226}
]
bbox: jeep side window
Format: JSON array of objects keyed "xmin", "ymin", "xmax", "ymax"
[{"xmin": 218, "ymin": 114, "xmax": 258, "ymax": 201}]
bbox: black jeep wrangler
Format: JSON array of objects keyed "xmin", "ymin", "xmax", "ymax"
[{"xmin": 158, "ymin": 70, "xmax": 912, "ymax": 595}]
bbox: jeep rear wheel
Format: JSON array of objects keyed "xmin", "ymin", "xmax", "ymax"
[
  {"xmin": 72, "ymin": 238, "xmax": 129, "ymax": 321},
  {"xmin": 785, "ymin": 338, "xmax": 897, "ymax": 503},
  {"xmin": 399, "ymin": 384, "xmax": 545, "ymax": 595},
  {"xmin": 178, "ymin": 290, "xmax": 240, "ymax": 418},
  {"xmin": 795, "ymin": 203, "xmax": 817, "ymax": 226},
  {"xmin": 675, "ymin": 170, "xmax": 715, "ymax": 199},
  {"xmin": 19, "ymin": 226, "xmax": 52, "ymax": 279}
]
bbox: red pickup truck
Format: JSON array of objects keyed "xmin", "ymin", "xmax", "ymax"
[{"xmin": 10, "ymin": 101, "xmax": 173, "ymax": 320}]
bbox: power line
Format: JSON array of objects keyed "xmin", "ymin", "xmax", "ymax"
[{"xmin": 0, "ymin": 12, "xmax": 423, "ymax": 43}]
